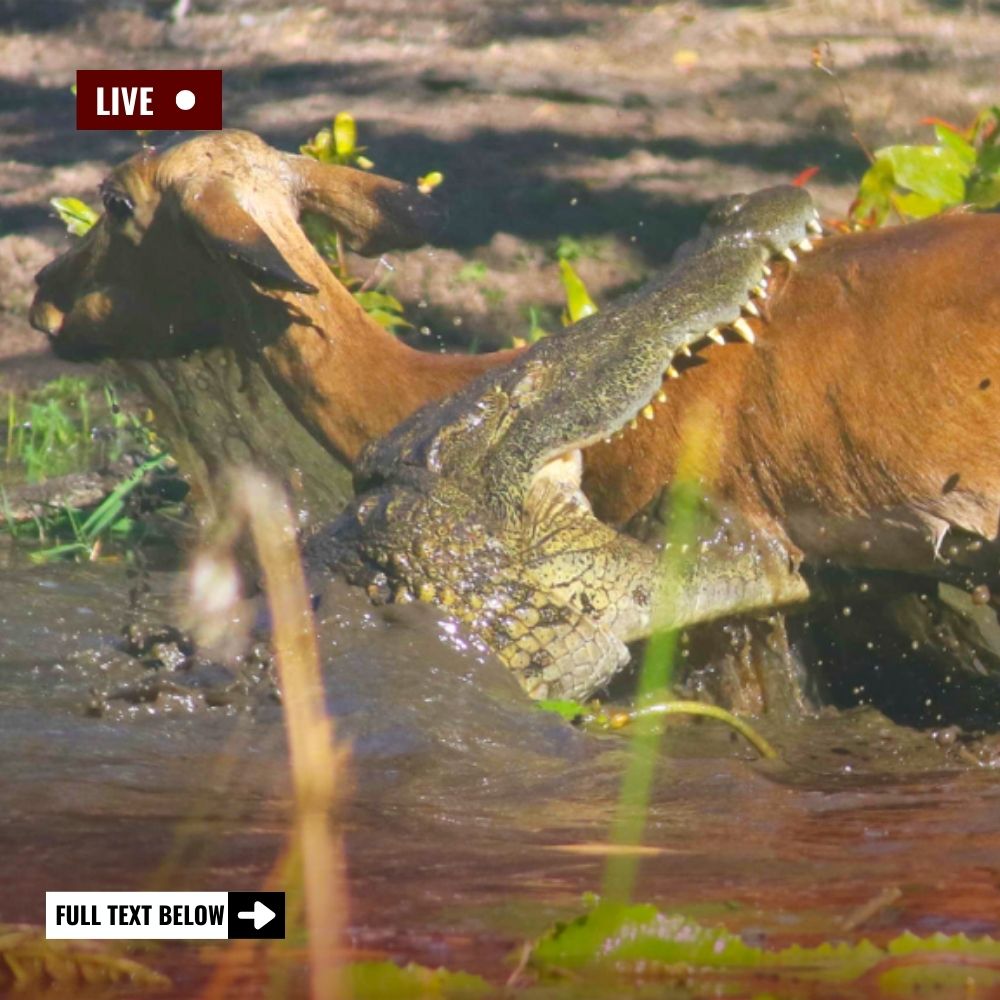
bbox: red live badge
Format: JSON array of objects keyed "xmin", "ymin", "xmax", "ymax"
[{"xmin": 76, "ymin": 70, "xmax": 223, "ymax": 130}]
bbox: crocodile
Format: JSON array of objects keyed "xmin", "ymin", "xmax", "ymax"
[{"xmin": 306, "ymin": 186, "xmax": 822, "ymax": 700}]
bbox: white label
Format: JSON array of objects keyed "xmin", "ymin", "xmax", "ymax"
[{"xmin": 46, "ymin": 891, "xmax": 228, "ymax": 940}]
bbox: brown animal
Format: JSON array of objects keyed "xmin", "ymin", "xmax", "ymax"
[
  {"xmin": 30, "ymin": 130, "xmax": 516, "ymax": 470},
  {"xmin": 30, "ymin": 130, "xmax": 524, "ymax": 520},
  {"xmin": 586, "ymin": 212, "xmax": 1000, "ymax": 589},
  {"xmin": 31, "ymin": 130, "xmax": 1000, "ymax": 598}
]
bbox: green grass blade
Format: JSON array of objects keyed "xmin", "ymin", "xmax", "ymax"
[{"xmin": 78, "ymin": 453, "xmax": 168, "ymax": 541}]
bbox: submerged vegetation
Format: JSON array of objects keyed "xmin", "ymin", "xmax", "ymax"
[
  {"xmin": 527, "ymin": 901, "xmax": 1000, "ymax": 997},
  {"xmin": 0, "ymin": 925, "xmax": 169, "ymax": 993}
]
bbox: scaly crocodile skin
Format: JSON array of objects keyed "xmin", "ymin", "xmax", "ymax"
[{"xmin": 307, "ymin": 186, "xmax": 820, "ymax": 699}]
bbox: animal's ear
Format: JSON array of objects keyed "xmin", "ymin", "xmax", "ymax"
[
  {"xmin": 180, "ymin": 179, "xmax": 318, "ymax": 294},
  {"xmin": 286, "ymin": 154, "xmax": 443, "ymax": 256}
]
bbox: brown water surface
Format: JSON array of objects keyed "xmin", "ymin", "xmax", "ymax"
[{"xmin": 1, "ymin": 564, "xmax": 998, "ymax": 996}]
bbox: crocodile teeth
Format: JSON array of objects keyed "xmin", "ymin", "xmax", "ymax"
[
  {"xmin": 679, "ymin": 344, "xmax": 692, "ymax": 357},
  {"xmin": 732, "ymin": 317, "xmax": 756, "ymax": 343},
  {"xmin": 629, "ymin": 418, "xmax": 639, "ymax": 430},
  {"xmin": 797, "ymin": 237, "xmax": 814, "ymax": 252},
  {"xmin": 707, "ymin": 327, "xmax": 725, "ymax": 345},
  {"xmin": 642, "ymin": 405, "xmax": 655, "ymax": 420},
  {"xmin": 666, "ymin": 365, "xmax": 680, "ymax": 379},
  {"xmin": 807, "ymin": 218, "xmax": 823, "ymax": 235},
  {"xmin": 752, "ymin": 283, "xmax": 768, "ymax": 299},
  {"xmin": 762, "ymin": 263, "xmax": 772, "ymax": 277},
  {"xmin": 781, "ymin": 247, "xmax": 798, "ymax": 263},
  {"xmin": 604, "ymin": 437, "xmax": 612, "ymax": 444},
  {"xmin": 656, "ymin": 389, "xmax": 667, "ymax": 403},
  {"xmin": 743, "ymin": 299, "xmax": 760, "ymax": 317}
]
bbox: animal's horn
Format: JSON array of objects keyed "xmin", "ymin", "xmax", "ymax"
[
  {"xmin": 285, "ymin": 154, "xmax": 443, "ymax": 256},
  {"xmin": 179, "ymin": 178, "xmax": 319, "ymax": 294}
]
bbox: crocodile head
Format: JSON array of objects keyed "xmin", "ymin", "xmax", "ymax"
[{"xmin": 307, "ymin": 186, "xmax": 820, "ymax": 700}]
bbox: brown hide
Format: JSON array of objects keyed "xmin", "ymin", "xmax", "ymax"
[{"xmin": 583, "ymin": 212, "xmax": 1000, "ymax": 574}]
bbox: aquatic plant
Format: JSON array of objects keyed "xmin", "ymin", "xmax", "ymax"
[
  {"xmin": 529, "ymin": 900, "xmax": 1000, "ymax": 997},
  {"xmin": 349, "ymin": 961, "xmax": 490, "ymax": 997},
  {"xmin": 23, "ymin": 452, "xmax": 171, "ymax": 563},
  {"xmin": 0, "ymin": 925, "xmax": 169, "ymax": 992}
]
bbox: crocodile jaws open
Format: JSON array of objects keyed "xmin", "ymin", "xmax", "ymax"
[{"xmin": 307, "ymin": 186, "xmax": 821, "ymax": 700}]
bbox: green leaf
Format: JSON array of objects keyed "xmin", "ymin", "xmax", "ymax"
[
  {"xmin": 349, "ymin": 961, "xmax": 489, "ymax": 998},
  {"xmin": 300, "ymin": 127, "xmax": 332, "ymax": 162},
  {"xmin": 110, "ymin": 516, "xmax": 136, "ymax": 536},
  {"xmin": 0, "ymin": 924, "xmax": 170, "ymax": 990},
  {"xmin": 967, "ymin": 173, "xmax": 1000, "ymax": 209},
  {"xmin": 934, "ymin": 124, "xmax": 976, "ymax": 167},
  {"xmin": 353, "ymin": 289, "xmax": 411, "ymax": 331},
  {"xmin": 849, "ymin": 172, "xmax": 886, "ymax": 225},
  {"xmin": 525, "ymin": 306, "xmax": 549, "ymax": 344},
  {"xmin": 79, "ymin": 453, "xmax": 167, "ymax": 540},
  {"xmin": 536, "ymin": 699, "xmax": 585, "ymax": 722},
  {"xmin": 354, "ymin": 290, "xmax": 405, "ymax": 314},
  {"xmin": 456, "ymin": 262, "xmax": 488, "ymax": 283},
  {"xmin": 875, "ymin": 144, "xmax": 970, "ymax": 204},
  {"xmin": 366, "ymin": 310, "xmax": 412, "ymax": 332},
  {"xmin": 50, "ymin": 197, "xmax": 99, "ymax": 237},
  {"xmin": 29, "ymin": 542, "xmax": 90, "ymax": 564},
  {"xmin": 418, "ymin": 171, "xmax": 444, "ymax": 193},
  {"xmin": 530, "ymin": 901, "xmax": 1000, "ymax": 993},
  {"xmin": 354, "ymin": 289, "xmax": 413, "ymax": 332},
  {"xmin": 533, "ymin": 902, "xmax": 766, "ymax": 971},
  {"xmin": 334, "ymin": 112, "xmax": 358, "ymax": 159},
  {"xmin": 976, "ymin": 144, "xmax": 1000, "ymax": 176},
  {"xmin": 892, "ymin": 190, "xmax": 945, "ymax": 219},
  {"xmin": 968, "ymin": 136, "xmax": 1000, "ymax": 208},
  {"xmin": 300, "ymin": 213, "xmax": 341, "ymax": 262},
  {"xmin": 554, "ymin": 235, "xmax": 584, "ymax": 262},
  {"xmin": 559, "ymin": 259, "xmax": 598, "ymax": 326}
]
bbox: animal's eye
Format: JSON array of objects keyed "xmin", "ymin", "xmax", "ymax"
[{"xmin": 100, "ymin": 181, "xmax": 134, "ymax": 223}]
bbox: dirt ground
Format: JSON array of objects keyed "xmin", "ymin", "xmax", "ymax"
[{"xmin": 1, "ymin": 0, "xmax": 998, "ymax": 390}]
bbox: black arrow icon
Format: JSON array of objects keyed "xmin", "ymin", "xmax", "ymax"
[{"xmin": 227, "ymin": 892, "xmax": 285, "ymax": 940}]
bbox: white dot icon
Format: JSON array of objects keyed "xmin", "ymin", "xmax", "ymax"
[{"xmin": 175, "ymin": 89, "xmax": 196, "ymax": 111}]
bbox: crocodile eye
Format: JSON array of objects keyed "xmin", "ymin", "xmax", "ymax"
[{"xmin": 100, "ymin": 181, "xmax": 134, "ymax": 223}]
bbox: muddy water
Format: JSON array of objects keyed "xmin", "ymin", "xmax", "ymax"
[{"xmin": 1, "ymin": 563, "xmax": 999, "ymax": 996}]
